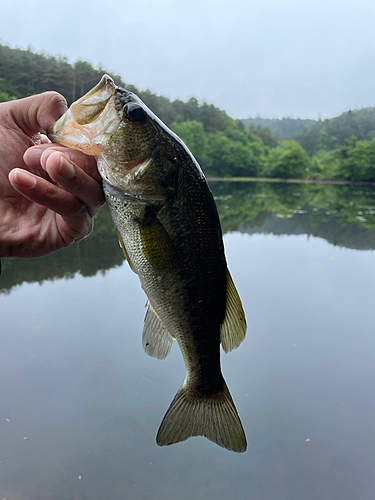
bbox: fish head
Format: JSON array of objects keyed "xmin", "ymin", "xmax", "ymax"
[{"xmin": 48, "ymin": 75, "xmax": 175, "ymax": 197}]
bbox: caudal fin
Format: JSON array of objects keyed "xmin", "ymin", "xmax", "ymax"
[{"xmin": 156, "ymin": 381, "xmax": 247, "ymax": 453}]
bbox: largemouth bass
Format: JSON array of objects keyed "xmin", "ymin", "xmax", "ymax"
[{"xmin": 48, "ymin": 75, "xmax": 247, "ymax": 452}]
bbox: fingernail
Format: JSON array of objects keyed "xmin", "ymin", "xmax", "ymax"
[
  {"xmin": 23, "ymin": 147, "xmax": 44, "ymax": 166},
  {"xmin": 41, "ymin": 149, "xmax": 71, "ymax": 166},
  {"xmin": 43, "ymin": 148, "xmax": 70, "ymax": 158},
  {"xmin": 12, "ymin": 169, "xmax": 37, "ymax": 189},
  {"xmin": 58, "ymin": 155, "xmax": 75, "ymax": 179}
]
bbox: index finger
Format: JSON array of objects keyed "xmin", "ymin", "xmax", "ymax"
[{"xmin": 24, "ymin": 144, "xmax": 100, "ymax": 182}]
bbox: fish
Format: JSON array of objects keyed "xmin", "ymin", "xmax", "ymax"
[{"xmin": 48, "ymin": 75, "xmax": 247, "ymax": 452}]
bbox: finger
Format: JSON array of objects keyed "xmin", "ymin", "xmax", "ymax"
[
  {"xmin": 8, "ymin": 168, "xmax": 93, "ymax": 243},
  {"xmin": 9, "ymin": 168, "xmax": 85, "ymax": 215},
  {"xmin": 43, "ymin": 151, "xmax": 105, "ymax": 216},
  {"xmin": 24, "ymin": 144, "xmax": 101, "ymax": 181},
  {"xmin": 9, "ymin": 92, "xmax": 67, "ymax": 135}
]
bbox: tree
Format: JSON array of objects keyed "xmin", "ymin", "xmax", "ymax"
[
  {"xmin": 248, "ymin": 123, "xmax": 278, "ymax": 148},
  {"xmin": 206, "ymin": 128, "xmax": 265, "ymax": 177},
  {"xmin": 336, "ymin": 136, "xmax": 375, "ymax": 181},
  {"xmin": 170, "ymin": 120, "xmax": 211, "ymax": 167},
  {"xmin": 262, "ymin": 140, "xmax": 312, "ymax": 178}
]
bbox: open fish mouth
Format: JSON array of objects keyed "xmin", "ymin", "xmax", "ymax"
[{"xmin": 48, "ymin": 75, "xmax": 119, "ymax": 155}]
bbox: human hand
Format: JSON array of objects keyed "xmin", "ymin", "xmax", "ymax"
[{"xmin": 0, "ymin": 92, "xmax": 105, "ymax": 259}]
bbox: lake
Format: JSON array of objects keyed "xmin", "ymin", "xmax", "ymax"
[{"xmin": 1, "ymin": 181, "xmax": 375, "ymax": 500}]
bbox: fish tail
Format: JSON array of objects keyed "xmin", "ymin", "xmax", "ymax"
[{"xmin": 156, "ymin": 380, "xmax": 247, "ymax": 453}]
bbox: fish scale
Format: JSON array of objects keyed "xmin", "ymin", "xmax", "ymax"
[{"xmin": 49, "ymin": 74, "xmax": 247, "ymax": 452}]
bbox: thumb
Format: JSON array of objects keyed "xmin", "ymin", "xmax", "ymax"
[{"xmin": 8, "ymin": 92, "xmax": 68, "ymax": 134}]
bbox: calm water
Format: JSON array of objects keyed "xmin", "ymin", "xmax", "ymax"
[{"xmin": 1, "ymin": 181, "xmax": 375, "ymax": 500}]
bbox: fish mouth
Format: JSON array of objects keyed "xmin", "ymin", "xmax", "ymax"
[
  {"xmin": 77, "ymin": 74, "xmax": 116, "ymax": 108},
  {"xmin": 48, "ymin": 74, "xmax": 119, "ymax": 155}
]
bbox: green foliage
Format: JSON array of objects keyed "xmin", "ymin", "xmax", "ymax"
[
  {"xmin": 0, "ymin": 44, "xmax": 127, "ymax": 104},
  {"xmin": 294, "ymin": 107, "xmax": 375, "ymax": 155},
  {"xmin": 334, "ymin": 136, "xmax": 375, "ymax": 181},
  {"xmin": 0, "ymin": 89, "xmax": 12, "ymax": 102},
  {"xmin": 170, "ymin": 120, "xmax": 210, "ymax": 166},
  {"xmin": 0, "ymin": 77, "xmax": 14, "ymax": 102},
  {"xmin": 311, "ymin": 150, "xmax": 340, "ymax": 179},
  {"xmin": 170, "ymin": 121, "xmax": 267, "ymax": 176},
  {"xmin": 243, "ymin": 117, "xmax": 316, "ymax": 141},
  {"xmin": 248, "ymin": 123, "xmax": 278, "ymax": 147},
  {"xmin": 210, "ymin": 182, "xmax": 375, "ymax": 246},
  {"xmin": 206, "ymin": 127, "xmax": 266, "ymax": 177},
  {"xmin": 245, "ymin": 109, "xmax": 375, "ymax": 182},
  {"xmin": 0, "ymin": 43, "xmax": 236, "ymax": 134},
  {"xmin": 262, "ymin": 140, "xmax": 312, "ymax": 178},
  {"xmin": 4, "ymin": 42, "xmax": 375, "ymax": 181},
  {"xmin": 4, "ymin": 182, "xmax": 375, "ymax": 293}
]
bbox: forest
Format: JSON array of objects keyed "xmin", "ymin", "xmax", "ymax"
[{"xmin": 1, "ymin": 43, "xmax": 375, "ymax": 181}]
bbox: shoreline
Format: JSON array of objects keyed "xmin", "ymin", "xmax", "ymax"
[{"xmin": 206, "ymin": 176, "xmax": 375, "ymax": 186}]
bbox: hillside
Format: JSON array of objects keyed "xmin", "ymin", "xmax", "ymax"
[
  {"xmin": 293, "ymin": 107, "xmax": 375, "ymax": 155},
  {"xmin": 243, "ymin": 108, "xmax": 375, "ymax": 157},
  {"xmin": 242, "ymin": 117, "xmax": 316, "ymax": 141},
  {"xmin": 0, "ymin": 43, "xmax": 233, "ymax": 132},
  {"xmin": 3, "ymin": 43, "xmax": 375, "ymax": 181}
]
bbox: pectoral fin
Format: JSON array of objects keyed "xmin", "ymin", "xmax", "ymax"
[
  {"xmin": 116, "ymin": 229, "xmax": 137, "ymax": 274},
  {"xmin": 143, "ymin": 302, "xmax": 175, "ymax": 360},
  {"xmin": 138, "ymin": 208, "xmax": 178, "ymax": 272},
  {"xmin": 220, "ymin": 270, "xmax": 247, "ymax": 353}
]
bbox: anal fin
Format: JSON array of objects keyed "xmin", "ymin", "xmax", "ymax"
[
  {"xmin": 143, "ymin": 302, "xmax": 175, "ymax": 360},
  {"xmin": 220, "ymin": 269, "xmax": 247, "ymax": 353}
]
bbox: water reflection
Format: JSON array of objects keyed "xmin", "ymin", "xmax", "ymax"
[
  {"xmin": 1, "ymin": 181, "xmax": 375, "ymax": 499},
  {"xmin": 2, "ymin": 182, "xmax": 375, "ymax": 293},
  {"xmin": 211, "ymin": 182, "xmax": 375, "ymax": 250}
]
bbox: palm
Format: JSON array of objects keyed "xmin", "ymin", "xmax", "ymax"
[{"xmin": 0, "ymin": 187, "xmax": 63, "ymax": 258}]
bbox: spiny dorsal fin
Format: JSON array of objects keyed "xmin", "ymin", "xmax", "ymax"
[
  {"xmin": 143, "ymin": 302, "xmax": 175, "ymax": 360},
  {"xmin": 220, "ymin": 269, "xmax": 247, "ymax": 353},
  {"xmin": 157, "ymin": 379, "xmax": 247, "ymax": 453}
]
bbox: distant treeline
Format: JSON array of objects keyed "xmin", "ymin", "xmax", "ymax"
[
  {"xmin": 2, "ymin": 43, "xmax": 375, "ymax": 181},
  {"xmin": 244, "ymin": 109, "xmax": 375, "ymax": 181},
  {"xmin": 242, "ymin": 117, "xmax": 316, "ymax": 141}
]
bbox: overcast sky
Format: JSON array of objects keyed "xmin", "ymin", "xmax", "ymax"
[{"xmin": 1, "ymin": 0, "xmax": 375, "ymax": 119}]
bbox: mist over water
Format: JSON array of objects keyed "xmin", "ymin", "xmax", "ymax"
[{"xmin": 1, "ymin": 182, "xmax": 375, "ymax": 500}]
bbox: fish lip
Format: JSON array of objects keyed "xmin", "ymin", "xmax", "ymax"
[
  {"xmin": 79, "ymin": 74, "xmax": 116, "ymax": 105},
  {"xmin": 48, "ymin": 74, "xmax": 117, "ymax": 139}
]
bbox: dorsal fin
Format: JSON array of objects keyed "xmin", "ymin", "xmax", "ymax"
[{"xmin": 220, "ymin": 270, "xmax": 247, "ymax": 353}]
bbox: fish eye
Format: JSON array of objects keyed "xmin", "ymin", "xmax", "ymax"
[{"xmin": 123, "ymin": 103, "xmax": 147, "ymax": 123}]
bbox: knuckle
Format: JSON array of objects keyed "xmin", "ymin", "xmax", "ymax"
[
  {"xmin": 44, "ymin": 91, "xmax": 68, "ymax": 113},
  {"xmin": 73, "ymin": 202, "xmax": 88, "ymax": 217},
  {"xmin": 70, "ymin": 153, "xmax": 100, "ymax": 180},
  {"xmin": 71, "ymin": 172, "xmax": 86, "ymax": 192}
]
